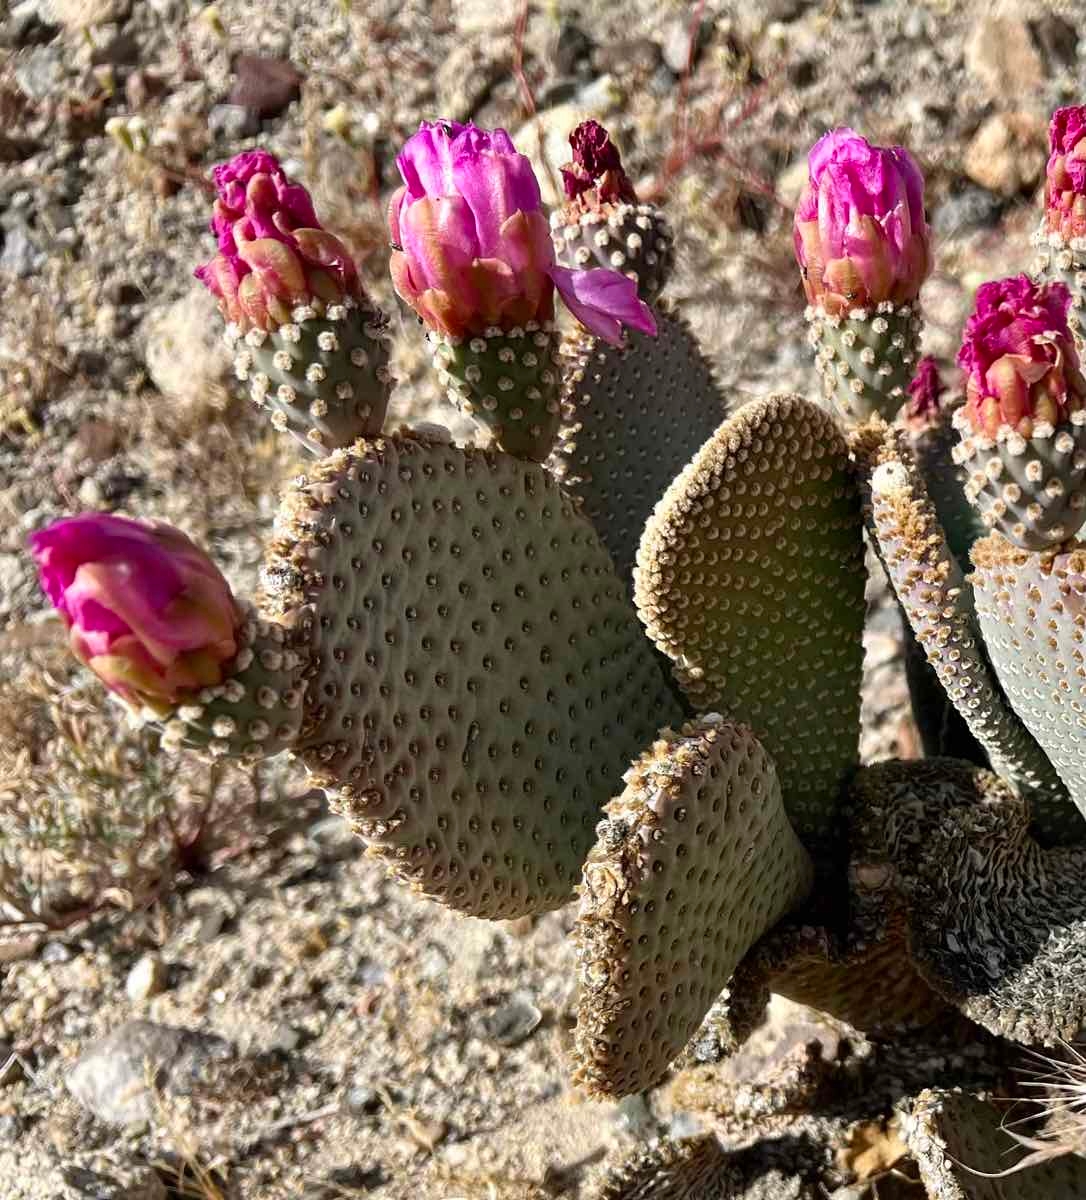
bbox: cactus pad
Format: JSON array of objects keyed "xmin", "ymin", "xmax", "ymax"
[
  {"xmin": 572, "ymin": 717, "xmax": 813, "ymax": 1098},
  {"xmin": 853, "ymin": 758, "xmax": 1086, "ymax": 1044},
  {"xmin": 906, "ymin": 1088, "xmax": 1086, "ymax": 1199},
  {"xmin": 551, "ymin": 311, "xmax": 725, "ymax": 586},
  {"xmin": 589, "ymin": 1135, "xmax": 740, "ymax": 1200},
  {"xmin": 852, "ymin": 422, "xmax": 1073, "ymax": 842},
  {"xmin": 634, "ymin": 393, "xmax": 866, "ymax": 849},
  {"xmin": 552, "ymin": 202, "xmax": 674, "ymax": 307},
  {"xmin": 952, "ymin": 408, "xmax": 1086, "ymax": 551},
  {"xmin": 160, "ymin": 609, "xmax": 309, "ymax": 759},
  {"xmin": 428, "ymin": 322, "xmax": 563, "ymax": 462},
  {"xmin": 262, "ymin": 429, "xmax": 679, "ymax": 919},
  {"xmin": 973, "ymin": 536, "xmax": 1086, "ymax": 825},
  {"xmin": 807, "ymin": 302, "xmax": 920, "ymax": 424},
  {"xmin": 908, "ymin": 402, "xmax": 987, "ymax": 569},
  {"xmin": 1033, "ymin": 229, "xmax": 1086, "ymax": 345},
  {"xmin": 227, "ymin": 299, "xmax": 392, "ymax": 450}
]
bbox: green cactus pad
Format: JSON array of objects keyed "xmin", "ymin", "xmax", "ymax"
[
  {"xmin": 572, "ymin": 717, "xmax": 813, "ymax": 1098},
  {"xmin": 228, "ymin": 299, "xmax": 392, "ymax": 451},
  {"xmin": 262, "ymin": 428, "xmax": 679, "ymax": 919},
  {"xmin": 906, "ymin": 1088, "xmax": 1086, "ymax": 1199},
  {"xmin": 853, "ymin": 757, "xmax": 1086, "ymax": 1044},
  {"xmin": 589, "ymin": 1135, "xmax": 740, "ymax": 1200},
  {"xmin": 551, "ymin": 202, "xmax": 674, "ymax": 306},
  {"xmin": 973, "ymin": 535, "xmax": 1086, "ymax": 828},
  {"xmin": 159, "ymin": 608, "xmax": 309, "ymax": 760},
  {"xmin": 953, "ymin": 409, "xmax": 1086, "ymax": 551},
  {"xmin": 427, "ymin": 322, "xmax": 562, "ymax": 462},
  {"xmin": 908, "ymin": 403, "xmax": 987, "ymax": 569},
  {"xmin": 808, "ymin": 301, "xmax": 920, "ymax": 425},
  {"xmin": 852, "ymin": 422, "xmax": 1073, "ymax": 843},
  {"xmin": 549, "ymin": 310, "xmax": 726, "ymax": 586},
  {"xmin": 1033, "ymin": 228, "xmax": 1086, "ymax": 345},
  {"xmin": 634, "ymin": 393, "xmax": 866, "ymax": 850}
]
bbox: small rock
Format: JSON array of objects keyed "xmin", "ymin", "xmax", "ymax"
[
  {"xmin": 660, "ymin": 14, "xmax": 711, "ymax": 75},
  {"xmin": 0, "ymin": 224, "xmax": 45, "ymax": 278},
  {"xmin": 2, "ymin": 0, "xmax": 60, "ymax": 47},
  {"xmin": 60, "ymin": 1163, "xmax": 167, "ymax": 1200},
  {"xmin": 229, "ymin": 54, "xmax": 302, "ymax": 120},
  {"xmin": 554, "ymin": 21, "xmax": 594, "ymax": 76},
  {"xmin": 13, "ymin": 44, "xmax": 63, "ymax": 99},
  {"xmin": 346, "ymin": 1084, "xmax": 383, "ymax": 1115},
  {"xmin": 142, "ymin": 290, "xmax": 230, "ymax": 407},
  {"xmin": 66, "ymin": 1021, "xmax": 233, "ymax": 1126},
  {"xmin": 931, "ymin": 186, "xmax": 1005, "ymax": 238},
  {"xmin": 964, "ymin": 16, "xmax": 1042, "ymax": 102},
  {"xmin": 0, "ymin": 1041, "xmax": 26, "ymax": 1086},
  {"xmin": 125, "ymin": 954, "xmax": 168, "ymax": 1003},
  {"xmin": 592, "ymin": 37, "xmax": 660, "ymax": 77},
  {"xmin": 40, "ymin": 940, "xmax": 73, "ymax": 964},
  {"xmin": 90, "ymin": 30, "xmax": 138, "ymax": 66},
  {"xmin": 0, "ymin": 1113, "xmax": 23, "ymax": 1139},
  {"xmin": 207, "ymin": 103, "xmax": 260, "ymax": 141},
  {"xmin": 475, "ymin": 992, "xmax": 542, "ymax": 1047},
  {"xmin": 963, "ymin": 111, "xmax": 1046, "ymax": 197}
]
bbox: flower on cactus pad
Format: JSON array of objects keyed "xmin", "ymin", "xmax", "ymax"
[
  {"xmin": 957, "ymin": 275, "xmax": 1086, "ymax": 438},
  {"xmin": 29, "ymin": 514, "xmax": 242, "ymax": 715},
  {"xmin": 1045, "ymin": 106, "xmax": 1086, "ymax": 241},
  {"xmin": 793, "ymin": 128, "xmax": 931, "ymax": 316},
  {"xmin": 559, "ymin": 119, "xmax": 638, "ymax": 209},
  {"xmin": 195, "ymin": 150, "xmax": 364, "ymax": 331},
  {"xmin": 387, "ymin": 119, "xmax": 656, "ymax": 346}
]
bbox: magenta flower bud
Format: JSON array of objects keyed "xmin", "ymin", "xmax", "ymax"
[
  {"xmin": 29, "ymin": 514, "xmax": 242, "ymax": 715},
  {"xmin": 956, "ymin": 275, "xmax": 1086, "ymax": 438},
  {"xmin": 1045, "ymin": 106, "xmax": 1086, "ymax": 241},
  {"xmin": 195, "ymin": 150, "xmax": 364, "ymax": 331},
  {"xmin": 793, "ymin": 128, "xmax": 931, "ymax": 316},
  {"xmin": 388, "ymin": 119, "xmax": 655, "ymax": 346}
]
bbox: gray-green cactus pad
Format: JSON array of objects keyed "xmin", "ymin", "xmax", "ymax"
[
  {"xmin": 973, "ymin": 535, "xmax": 1086, "ymax": 829},
  {"xmin": 228, "ymin": 299, "xmax": 392, "ymax": 450},
  {"xmin": 906, "ymin": 1088, "xmax": 1086, "ymax": 1199},
  {"xmin": 573, "ymin": 717, "xmax": 813, "ymax": 1098},
  {"xmin": 852, "ymin": 422, "xmax": 1073, "ymax": 844},
  {"xmin": 635, "ymin": 393, "xmax": 866, "ymax": 850},
  {"xmin": 552, "ymin": 202, "xmax": 674, "ymax": 306},
  {"xmin": 261, "ymin": 428, "xmax": 680, "ymax": 919},
  {"xmin": 589, "ymin": 1135, "xmax": 741, "ymax": 1200},
  {"xmin": 550, "ymin": 310, "xmax": 725, "ymax": 587},
  {"xmin": 852, "ymin": 758, "xmax": 1086, "ymax": 1044},
  {"xmin": 808, "ymin": 301, "xmax": 920, "ymax": 425},
  {"xmin": 160, "ymin": 608, "xmax": 309, "ymax": 760},
  {"xmin": 1033, "ymin": 228, "xmax": 1086, "ymax": 345},
  {"xmin": 428, "ymin": 322, "xmax": 563, "ymax": 462},
  {"xmin": 953, "ymin": 410, "xmax": 1086, "ymax": 551}
]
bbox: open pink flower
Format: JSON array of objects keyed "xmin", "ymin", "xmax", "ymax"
[
  {"xmin": 29, "ymin": 514, "xmax": 241, "ymax": 713},
  {"xmin": 957, "ymin": 275, "xmax": 1085, "ymax": 437},
  {"xmin": 793, "ymin": 128, "xmax": 931, "ymax": 316},
  {"xmin": 388, "ymin": 120, "xmax": 656, "ymax": 345},
  {"xmin": 196, "ymin": 150, "xmax": 364, "ymax": 331},
  {"xmin": 1045, "ymin": 106, "xmax": 1086, "ymax": 241}
]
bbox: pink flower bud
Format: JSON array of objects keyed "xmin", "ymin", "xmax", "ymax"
[
  {"xmin": 29, "ymin": 514, "xmax": 242, "ymax": 714},
  {"xmin": 957, "ymin": 275, "xmax": 1086, "ymax": 438},
  {"xmin": 388, "ymin": 119, "xmax": 655, "ymax": 346},
  {"xmin": 1045, "ymin": 106, "xmax": 1086, "ymax": 241},
  {"xmin": 195, "ymin": 150, "xmax": 364, "ymax": 331},
  {"xmin": 793, "ymin": 128, "xmax": 931, "ymax": 316}
]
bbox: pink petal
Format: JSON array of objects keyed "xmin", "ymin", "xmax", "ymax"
[{"xmin": 548, "ymin": 265, "xmax": 657, "ymax": 346}]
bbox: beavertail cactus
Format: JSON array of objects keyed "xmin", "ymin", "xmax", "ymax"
[
  {"xmin": 196, "ymin": 150, "xmax": 393, "ymax": 452},
  {"xmin": 952, "ymin": 275, "xmax": 1086, "ymax": 550},
  {"xmin": 1034, "ymin": 105, "xmax": 1086, "ymax": 343},
  {"xmin": 795, "ymin": 127, "xmax": 931, "ymax": 424}
]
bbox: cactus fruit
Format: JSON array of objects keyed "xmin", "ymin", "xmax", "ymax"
[
  {"xmin": 263, "ymin": 429, "xmax": 680, "ymax": 918},
  {"xmin": 635, "ymin": 394, "xmax": 866, "ymax": 850},
  {"xmin": 550, "ymin": 311, "xmax": 726, "ymax": 584},
  {"xmin": 952, "ymin": 276, "xmax": 1086, "ymax": 552},
  {"xmin": 852, "ymin": 757, "xmax": 1086, "ymax": 1044},
  {"xmin": 906, "ymin": 1089, "xmax": 1086, "ymax": 1199},
  {"xmin": 972, "ymin": 537, "xmax": 1086, "ymax": 822},
  {"xmin": 852, "ymin": 421, "xmax": 1075, "ymax": 842},
  {"xmin": 572, "ymin": 717, "xmax": 813, "ymax": 1097},
  {"xmin": 553, "ymin": 120, "xmax": 674, "ymax": 306}
]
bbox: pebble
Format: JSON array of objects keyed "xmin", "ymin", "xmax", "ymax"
[
  {"xmin": 142, "ymin": 290, "xmax": 230, "ymax": 406},
  {"xmin": 963, "ymin": 111, "xmax": 1046, "ymax": 197},
  {"xmin": 125, "ymin": 954, "xmax": 168, "ymax": 1003},
  {"xmin": 66, "ymin": 1021, "xmax": 233, "ymax": 1126},
  {"xmin": 229, "ymin": 54, "xmax": 302, "ymax": 120},
  {"xmin": 207, "ymin": 103, "xmax": 260, "ymax": 141},
  {"xmin": 60, "ymin": 1163, "xmax": 167, "ymax": 1200},
  {"xmin": 0, "ymin": 224, "xmax": 45, "ymax": 279},
  {"xmin": 964, "ymin": 16, "xmax": 1042, "ymax": 102},
  {"xmin": 474, "ymin": 992, "xmax": 542, "ymax": 1047},
  {"xmin": 40, "ymin": 940, "xmax": 73, "ymax": 964},
  {"xmin": 931, "ymin": 186, "xmax": 1004, "ymax": 238},
  {"xmin": 13, "ymin": 44, "xmax": 62, "ymax": 100}
]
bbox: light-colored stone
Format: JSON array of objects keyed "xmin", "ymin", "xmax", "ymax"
[
  {"xmin": 125, "ymin": 954, "xmax": 168, "ymax": 1003},
  {"xmin": 964, "ymin": 16, "xmax": 1042, "ymax": 102},
  {"xmin": 142, "ymin": 289, "xmax": 230, "ymax": 408},
  {"xmin": 963, "ymin": 111, "xmax": 1046, "ymax": 197}
]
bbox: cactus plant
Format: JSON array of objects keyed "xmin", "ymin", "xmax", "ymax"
[{"xmin": 29, "ymin": 111, "xmax": 1086, "ymax": 1198}]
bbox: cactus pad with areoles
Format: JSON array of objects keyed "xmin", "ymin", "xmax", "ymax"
[
  {"xmin": 261, "ymin": 429, "xmax": 680, "ymax": 919},
  {"xmin": 572, "ymin": 717, "xmax": 813, "ymax": 1098},
  {"xmin": 634, "ymin": 393, "xmax": 866, "ymax": 849}
]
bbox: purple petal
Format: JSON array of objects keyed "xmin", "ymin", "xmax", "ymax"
[
  {"xmin": 549, "ymin": 265, "xmax": 657, "ymax": 346},
  {"xmin": 396, "ymin": 121, "xmax": 464, "ymax": 200},
  {"xmin": 451, "ymin": 148, "xmax": 541, "ymax": 254}
]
